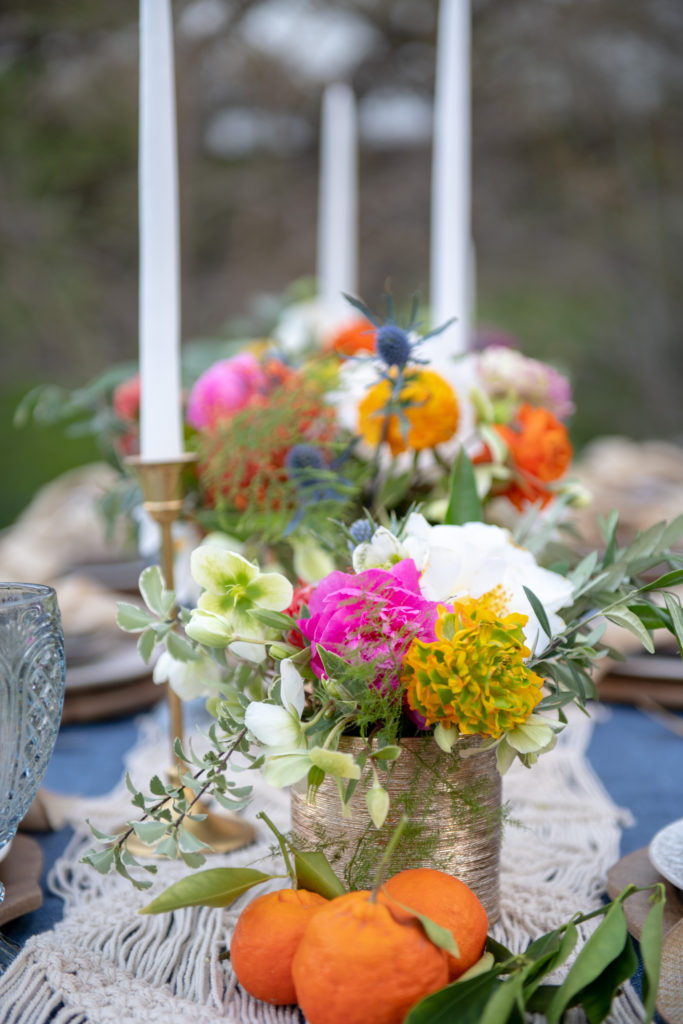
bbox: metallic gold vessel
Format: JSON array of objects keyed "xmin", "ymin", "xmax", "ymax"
[{"xmin": 291, "ymin": 735, "xmax": 501, "ymax": 922}]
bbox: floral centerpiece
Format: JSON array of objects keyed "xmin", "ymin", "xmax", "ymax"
[{"xmin": 76, "ymin": 295, "xmax": 683, "ymax": 1024}]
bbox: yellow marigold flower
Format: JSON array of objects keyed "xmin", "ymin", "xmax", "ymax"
[
  {"xmin": 401, "ymin": 596, "xmax": 544, "ymax": 739},
  {"xmin": 358, "ymin": 369, "xmax": 459, "ymax": 455}
]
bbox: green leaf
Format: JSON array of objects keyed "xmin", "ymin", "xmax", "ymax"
[
  {"xmin": 381, "ymin": 890, "xmax": 459, "ymax": 956},
  {"xmin": 479, "ymin": 971, "xmax": 526, "ymax": 1024},
  {"xmin": 663, "ymin": 592, "xmax": 683, "ymax": 657},
  {"xmin": 640, "ymin": 885, "xmax": 665, "ymax": 1022},
  {"xmin": 292, "ymin": 849, "xmax": 346, "ymax": 899},
  {"xmin": 248, "ymin": 608, "xmax": 297, "ymax": 631},
  {"xmin": 82, "ymin": 848, "xmax": 116, "ymax": 875},
  {"xmin": 485, "ymin": 935, "xmax": 515, "ymax": 962},
  {"xmin": 605, "ymin": 606, "xmax": 655, "ymax": 653},
  {"xmin": 445, "ymin": 449, "xmax": 483, "ymax": 526},
  {"xmin": 522, "ymin": 586, "xmax": 553, "ymax": 640},
  {"xmin": 523, "ymin": 921, "xmax": 579, "ymax": 996},
  {"xmin": 598, "ymin": 510, "xmax": 619, "ymax": 566},
  {"xmin": 116, "ymin": 602, "xmax": 158, "ymax": 632},
  {"xmin": 545, "ymin": 899, "xmax": 629, "ymax": 1024},
  {"xmin": 166, "ymin": 630, "xmax": 199, "ymax": 662},
  {"xmin": 137, "ymin": 627, "xmax": 156, "ymax": 663},
  {"xmin": 640, "ymin": 569, "xmax": 683, "ymax": 592},
  {"xmin": 575, "ymin": 937, "xmax": 638, "ymax": 1024},
  {"xmin": 139, "ymin": 565, "xmax": 165, "ymax": 615},
  {"xmin": 149, "ymin": 774, "xmax": 167, "ymax": 796},
  {"xmin": 627, "ymin": 603, "xmax": 672, "ymax": 632},
  {"xmin": 131, "ymin": 821, "xmax": 170, "ymax": 845},
  {"xmin": 404, "ymin": 970, "xmax": 503, "ymax": 1024},
  {"xmin": 369, "ymin": 744, "xmax": 401, "ymax": 761},
  {"xmin": 139, "ymin": 867, "xmax": 275, "ymax": 914}
]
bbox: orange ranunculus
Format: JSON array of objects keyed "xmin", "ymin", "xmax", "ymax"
[
  {"xmin": 494, "ymin": 403, "xmax": 572, "ymax": 509},
  {"xmin": 325, "ymin": 319, "xmax": 376, "ymax": 357},
  {"xmin": 358, "ymin": 369, "xmax": 459, "ymax": 455}
]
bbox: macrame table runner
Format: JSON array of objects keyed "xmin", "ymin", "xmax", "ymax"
[{"xmin": 0, "ymin": 706, "xmax": 646, "ymax": 1024}]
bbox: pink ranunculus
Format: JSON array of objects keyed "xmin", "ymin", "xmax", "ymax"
[
  {"xmin": 297, "ymin": 559, "xmax": 439, "ymax": 690},
  {"xmin": 186, "ymin": 352, "xmax": 269, "ymax": 431}
]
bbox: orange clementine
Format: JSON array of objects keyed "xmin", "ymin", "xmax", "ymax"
[
  {"xmin": 380, "ymin": 867, "xmax": 488, "ymax": 980},
  {"xmin": 230, "ymin": 887, "xmax": 327, "ymax": 1005},
  {"xmin": 291, "ymin": 889, "xmax": 449, "ymax": 1024}
]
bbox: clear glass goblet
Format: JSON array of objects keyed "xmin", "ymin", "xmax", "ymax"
[{"xmin": 0, "ymin": 583, "xmax": 66, "ymax": 902}]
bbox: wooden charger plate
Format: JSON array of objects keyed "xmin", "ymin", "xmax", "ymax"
[{"xmin": 0, "ymin": 835, "xmax": 43, "ymax": 927}]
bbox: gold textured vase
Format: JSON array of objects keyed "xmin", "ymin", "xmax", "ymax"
[{"xmin": 290, "ymin": 735, "xmax": 501, "ymax": 922}]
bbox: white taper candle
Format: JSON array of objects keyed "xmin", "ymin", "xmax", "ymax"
[
  {"xmin": 138, "ymin": 0, "xmax": 183, "ymax": 461},
  {"xmin": 317, "ymin": 82, "xmax": 358, "ymax": 321},
  {"xmin": 429, "ymin": 0, "xmax": 471, "ymax": 362}
]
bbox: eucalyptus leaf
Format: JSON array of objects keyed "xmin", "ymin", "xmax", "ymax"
[
  {"xmin": 248, "ymin": 608, "xmax": 297, "ymax": 631},
  {"xmin": 640, "ymin": 569, "xmax": 683, "ymax": 592},
  {"xmin": 139, "ymin": 565, "xmax": 165, "ymax": 615},
  {"xmin": 137, "ymin": 627, "xmax": 156, "ymax": 663},
  {"xmin": 604, "ymin": 607, "xmax": 655, "ymax": 653},
  {"xmin": 131, "ymin": 821, "xmax": 170, "ymax": 845},
  {"xmin": 445, "ymin": 450, "xmax": 483, "ymax": 526},
  {"xmin": 116, "ymin": 602, "xmax": 157, "ymax": 632},
  {"xmin": 139, "ymin": 867, "xmax": 275, "ymax": 914},
  {"xmin": 292, "ymin": 849, "xmax": 346, "ymax": 899},
  {"xmin": 662, "ymin": 592, "xmax": 683, "ymax": 657},
  {"xmin": 166, "ymin": 630, "xmax": 200, "ymax": 663},
  {"xmin": 522, "ymin": 586, "xmax": 553, "ymax": 639}
]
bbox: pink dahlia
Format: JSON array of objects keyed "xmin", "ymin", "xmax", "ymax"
[
  {"xmin": 297, "ymin": 559, "xmax": 439, "ymax": 690},
  {"xmin": 186, "ymin": 352, "xmax": 268, "ymax": 432}
]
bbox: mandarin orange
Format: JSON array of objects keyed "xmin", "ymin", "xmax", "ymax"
[
  {"xmin": 291, "ymin": 889, "xmax": 449, "ymax": 1024},
  {"xmin": 380, "ymin": 867, "xmax": 488, "ymax": 980},
  {"xmin": 230, "ymin": 887, "xmax": 327, "ymax": 1005}
]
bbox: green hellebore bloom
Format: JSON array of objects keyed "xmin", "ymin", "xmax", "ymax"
[{"xmin": 188, "ymin": 546, "xmax": 293, "ymax": 647}]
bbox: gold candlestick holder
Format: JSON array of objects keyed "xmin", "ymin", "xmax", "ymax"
[{"xmin": 125, "ymin": 454, "xmax": 255, "ymax": 856}]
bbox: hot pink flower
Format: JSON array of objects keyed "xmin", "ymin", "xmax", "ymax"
[
  {"xmin": 186, "ymin": 352, "xmax": 268, "ymax": 431},
  {"xmin": 297, "ymin": 559, "xmax": 439, "ymax": 690}
]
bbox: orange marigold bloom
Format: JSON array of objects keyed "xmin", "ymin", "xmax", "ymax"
[
  {"xmin": 325, "ymin": 319, "xmax": 376, "ymax": 357},
  {"xmin": 474, "ymin": 403, "xmax": 572, "ymax": 510},
  {"xmin": 358, "ymin": 369, "xmax": 459, "ymax": 455}
]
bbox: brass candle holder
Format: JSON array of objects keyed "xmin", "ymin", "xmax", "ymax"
[{"xmin": 125, "ymin": 454, "xmax": 255, "ymax": 855}]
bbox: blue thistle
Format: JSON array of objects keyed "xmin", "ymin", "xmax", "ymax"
[
  {"xmin": 375, "ymin": 324, "xmax": 412, "ymax": 370},
  {"xmin": 348, "ymin": 519, "xmax": 373, "ymax": 545}
]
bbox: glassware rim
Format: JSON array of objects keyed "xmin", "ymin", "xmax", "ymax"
[{"xmin": 0, "ymin": 582, "xmax": 57, "ymax": 606}]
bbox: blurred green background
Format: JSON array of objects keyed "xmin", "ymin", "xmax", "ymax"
[{"xmin": 1, "ymin": 0, "xmax": 681, "ymax": 529}]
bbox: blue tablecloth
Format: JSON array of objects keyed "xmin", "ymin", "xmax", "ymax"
[{"xmin": 3, "ymin": 702, "xmax": 682, "ymax": 949}]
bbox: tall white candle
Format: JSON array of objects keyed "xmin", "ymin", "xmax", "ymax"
[
  {"xmin": 429, "ymin": 0, "xmax": 471, "ymax": 362},
  {"xmin": 317, "ymin": 82, "xmax": 358, "ymax": 321},
  {"xmin": 138, "ymin": 0, "xmax": 183, "ymax": 461}
]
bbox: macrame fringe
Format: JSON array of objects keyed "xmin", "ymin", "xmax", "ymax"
[{"xmin": 0, "ymin": 705, "xmax": 646, "ymax": 1023}]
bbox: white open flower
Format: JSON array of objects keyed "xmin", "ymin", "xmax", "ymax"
[
  {"xmin": 152, "ymin": 650, "xmax": 223, "ymax": 701},
  {"xmin": 401, "ymin": 512, "xmax": 574, "ymax": 653},
  {"xmin": 352, "ymin": 526, "xmax": 408, "ymax": 572}
]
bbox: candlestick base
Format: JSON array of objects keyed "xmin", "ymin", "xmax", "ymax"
[{"xmin": 123, "ymin": 453, "xmax": 255, "ymax": 860}]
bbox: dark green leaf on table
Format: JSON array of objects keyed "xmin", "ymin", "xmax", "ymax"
[
  {"xmin": 640, "ymin": 884, "xmax": 665, "ymax": 1023},
  {"xmin": 139, "ymin": 867, "xmax": 276, "ymax": 914},
  {"xmin": 544, "ymin": 898, "xmax": 629, "ymax": 1024},
  {"xmin": 404, "ymin": 969, "xmax": 503, "ymax": 1024}
]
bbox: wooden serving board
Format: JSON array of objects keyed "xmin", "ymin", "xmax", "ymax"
[{"xmin": 0, "ymin": 834, "xmax": 43, "ymax": 926}]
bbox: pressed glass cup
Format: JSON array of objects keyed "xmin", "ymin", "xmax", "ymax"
[{"xmin": 0, "ymin": 583, "xmax": 65, "ymax": 902}]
